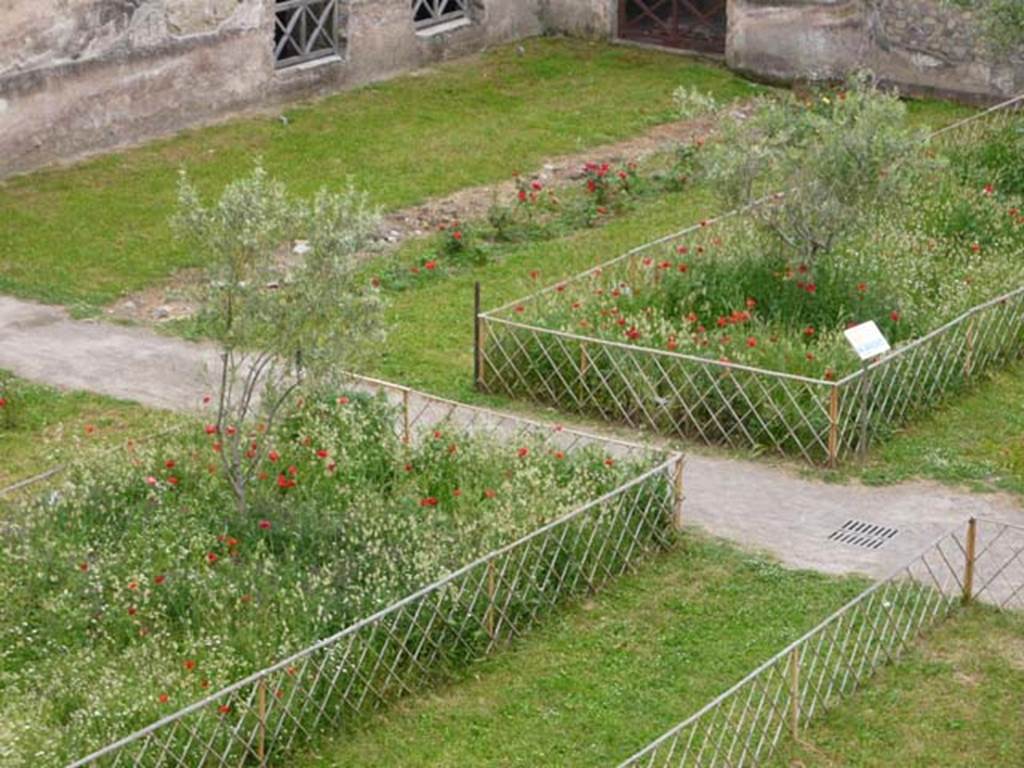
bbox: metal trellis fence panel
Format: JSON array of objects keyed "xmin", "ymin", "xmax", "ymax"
[
  {"xmin": 477, "ymin": 94, "xmax": 1024, "ymax": 467},
  {"xmin": 616, "ymin": 518, "xmax": 1024, "ymax": 768},
  {"xmin": 67, "ymin": 377, "xmax": 681, "ymax": 768}
]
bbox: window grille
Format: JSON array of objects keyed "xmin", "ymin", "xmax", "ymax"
[
  {"xmin": 412, "ymin": 0, "xmax": 469, "ymax": 30},
  {"xmin": 274, "ymin": 0, "xmax": 340, "ymax": 69}
]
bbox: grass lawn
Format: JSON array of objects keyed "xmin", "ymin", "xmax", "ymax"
[
  {"xmin": 0, "ymin": 39, "xmax": 759, "ymax": 312},
  {"xmin": 0, "ymin": 374, "xmax": 165, "ymax": 488},
  {"xmin": 299, "ymin": 535, "xmax": 867, "ymax": 767},
  {"xmin": 850, "ymin": 362, "xmax": 1024, "ymax": 495},
  {"xmin": 774, "ymin": 605, "xmax": 1024, "ymax": 767}
]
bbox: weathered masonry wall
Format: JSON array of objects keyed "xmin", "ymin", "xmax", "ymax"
[
  {"xmin": 726, "ymin": 0, "xmax": 1024, "ymax": 103},
  {"xmin": 0, "ymin": 0, "xmax": 545, "ymax": 177}
]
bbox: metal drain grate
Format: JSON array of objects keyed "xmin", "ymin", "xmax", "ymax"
[{"xmin": 827, "ymin": 519, "xmax": 899, "ymax": 550}]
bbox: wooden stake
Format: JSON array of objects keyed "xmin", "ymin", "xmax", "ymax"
[
  {"xmin": 963, "ymin": 517, "xmax": 977, "ymax": 605},
  {"xmin": 402, "ymin": 389, "xmax": 411, "ymax": 445},
  {"xmin": 673, "ymin": 456, "xmax": 685, "ymax": 532},
  {"xmin": 964, "ymin": 316, "xmax": 977, "ymax": 380},
  {"xmin": 486, "ymin": 560, "xmax": 497, "ymax": 641},
  {"xmin": 473, "ymin": 282, "xmax": 482, "ymax": 390},
  {"xmin": 258, "ymin": 678, "xmax": 267, "ymax": 766},
  {"xmin": 789, "ymin": 647, "xmax": 801, "ymax": 741},
  {"xmin": 828, "ymin": 387, "xmax": 841, "ymax": 469}
]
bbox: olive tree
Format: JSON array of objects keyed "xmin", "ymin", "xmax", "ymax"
[
  {"xmin": 173, "ymin": 165, "xmax": 383, "ymax": 515},
  {"xmin": 698, "ymin": 74, "xmax": 927, "ymax": 268}
]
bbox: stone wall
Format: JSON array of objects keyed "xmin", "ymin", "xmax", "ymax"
[
  {"xmin": 727, "ymin": 0, "xmax": 1024, "ymax": 103},
  {"xmin": 0, "ymin": 0, "xmax": 544, "ymax": 177}
]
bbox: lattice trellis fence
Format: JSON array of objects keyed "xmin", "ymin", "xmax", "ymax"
[
  {"xmin": 616, "ymin": 517, "xmax": 1024, "ymax": 768},
  {"xmin": 66, "ymin": 376, "xmax": 681, "ymax": 768},
  {"xmin": 478, "ymin": 94, "xmax": 1024, "ymax": 467}
]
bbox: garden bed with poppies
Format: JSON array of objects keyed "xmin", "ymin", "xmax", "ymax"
[
  {"xmin": 479, "ymin": 93, "xmax": 1024, "ymax": 464},
  {"xmin": 0, "ymin": 389, "xmax": 670, "ymax": 766}
]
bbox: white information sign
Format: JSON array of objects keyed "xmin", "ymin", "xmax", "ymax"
[{"xmin": 843, "ymin": 321, "xmax": 891, "ymax": 361}]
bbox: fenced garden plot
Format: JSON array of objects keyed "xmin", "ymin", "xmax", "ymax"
[
  {"xmin": 477, "ymin": 93, "xmax": 1024, "ymax": 466},
  {"xmin": 616, "ymin": 517, "xmax": 1024, "ymax": 768},
  {"xmin": 0, "ymin": 377, "xmax": 679, "ymax": 767}
]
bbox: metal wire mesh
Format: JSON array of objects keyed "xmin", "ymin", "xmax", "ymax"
[
  {"xmin": 479, "ymin": 95, "xmax": 1024, "ymax": 467},
  {"xmin": 616, "ymin": 518, "xmax": 1024, "ymax": 768},
  {"xmin": 67, "ymin": 377, "xmax": 680, "ymax": 768}
]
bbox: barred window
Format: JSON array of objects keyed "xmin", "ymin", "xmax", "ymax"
[
  {"xmin": 274, "ymin": 0, "xmax": 341, "ymax": 69},
  {"xmin": 412, "ymin": 0, "xmax": 469, "ymax": 30}
]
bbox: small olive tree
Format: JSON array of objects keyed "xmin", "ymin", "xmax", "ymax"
[
  {"xmin": 173, "ymin": 165, "xmax": 383, "ymax": 515},
  {"xmin": 698, "ymin": 74, "xmax": 927, "ymax": 268}
]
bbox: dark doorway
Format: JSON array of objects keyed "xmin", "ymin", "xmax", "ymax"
[{"xmin": 618, "ymin": 0, "xmax": 727, "ymax": 55}]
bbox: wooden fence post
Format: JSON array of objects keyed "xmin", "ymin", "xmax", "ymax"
[
  {"xmin": 402, "ymin": 388, "xmax": 411, "ymax": 445},
  {"xmin": 788, "ymin": 647, "xmax": 801, "ymax": 741},
  {"xmin": 473, "ymin": 282, "xmax": 483, "ymax": 390},
  {"xmin": 828, "ymin": 386, "xmax": 841, "ymax": 469},
  {"xmin": 486, "ymin": 560, "xmax": 497, "ymax": 641},
  {"xmin": 257, "ymin": 678, "xmax": 267, "ymax": 767},
  {"xmin": 963, "ymin": 517, "xmax": 977, "ymax": 605},
  {"xmin": 963, "ymin": 316, "xmax": 977, "ymax": 380},
  {"xmin": 673, "ymin": 456, "xmax": 685, "ymax": 532}
]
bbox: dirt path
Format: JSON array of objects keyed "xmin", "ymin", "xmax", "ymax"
[
  {"xmin": 104, "ymin": 106, "xmax": 749, "ymax": 324},
  {"xmin": 2, "ymin": 293, "xmax": 1021, "ymax": 581}
]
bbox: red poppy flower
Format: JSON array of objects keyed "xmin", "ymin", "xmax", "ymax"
[
  {"xmin": 316, "ymin": 449, "xmax": 329, "ymax": 459},
  {"xmin": 514, "ymin": 305, "xmax": 525, "ymax": 314},
  {"xmin": 84, "ymin": 424, "xmax": 95, "ymax": 435},
  {"xmin": 154, "ymin": 574, "xmax": 166, "ymax": 585},
  {"xmin": 0, "ymin": 398, "xmax": 6, "ymax": 408},
  {"xmin": 288, "ymin": 465, "xmax": 298, "ymax": 477},
  {"xmin": 453, "ymin": 488, "xmax": 463, "ymax": 497},
  {"xmin": 604, "ymin": 458, "xmax": 615, "ymax": 467},
  {"xmin": 890, "ymin": 310, "xmax": 901, "ymax": 323},
  {"xmin": 159, "ymin": 693, "xmax": 169, "ymax": 704},
  {"xmin": 202, "ymin": 394, "xmax": 212, "ymax": 405},
  {"xmin": 484, "ymin": 489, "xmax": 497, "ymax": 499},
  {"xmin": 746, "ymin": 298, "xmax": 757, "ymax": 309},
  {"xmin": 676, "ymin": 245, "xmax": 689, "ymax": 255},
  {"xmin": 553, "ymin": 450, "xmax": 565, "ymax": 460},
  {"xmin": 207, "ymin": 552, "xmax": 219, "ymax": 565},
  {"xmin": 746, "ymin": 337, "xmax": 757, "ymax": 348},
  {"xmin": 165, "ymin": 459, "xmax": 176, "ymax": 469},
  {"xmin": 803, "ymin": 326, "xmax": 815, "ymax": 337},
  {"xmin": 452, "ymin": 231, "xmax": 463, "ymax": 241},
  {"xmin": 337, "ymin": 396, "xmax": 350, "ymax": 405},
  {"xmin": 983, "ymin": 183, "xmax": 995, "ymax": 196},
  {"xmin": 128, "ymin": 581, "xmax": 138, "ymax": 591},
  {"xmin": 218, "ymin": 705, "xmax": 231, "ymax": 715},
  {"xmin": 184, "ymin": 659, "xmax": 196, "ymax": 672},
  {"xmin": 971, "ymin": 242, "xmax": 981, "ymax": 253},
  {"xmin": 824, "ymin": 368, "xmax": 836, "ymax": 381},
  {"xmin": 556, "ymin": 284, "xmax": 566, "ymax": 293},
  {"xmin": 517, "ymin": 447, "xmax": 529, "ymax": 458},
  {"xmin": 420, "ymin": 497, "xmax": 439, "ymax": 508},
  {"xmin": 204, "ymin": 424, "xmax": 217, "ymax": 435},
  {"xmin": 518, "ymin": 189, "xmax": 528, "ymax": 202},
  {"xmin": 277, "ymin": 474, "xmax": 295, "ymax": 490},
  {"xmin": 258, "ymin": 519, "xmax": 272, "ymax": 531},
  {"xmin": 805, "ymin": 352, "xmax": 815, "ymax": 361},
  {"xmin": 404, "ymin": 463, "xmax": 413, "ymax": 473},
  {"xmin": 167, "ymin": 476, "xmax": 179, "ymax": 486},
  {"xmin": 267, "ymin": 450, "xmax": 280, "ymax": 463},
  {"xmin": 424, "ymin": 260, "xmax": 438, "ymax": 271},
  {"xmin": 667, "ymin": 337, "xmax": 678, "ymax": 351},
  {"xmin": 127, "ymin": 606, "xmax": 137, "ymax": 616}
]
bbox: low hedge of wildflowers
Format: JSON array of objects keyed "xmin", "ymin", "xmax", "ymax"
[
  {"xmin": 0, "ymin": 391, "xmax": 644, "ymax": 765},
  {"xmin": 509, "ymin": 97, "xmax": 1024, "ymax": 382}
]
